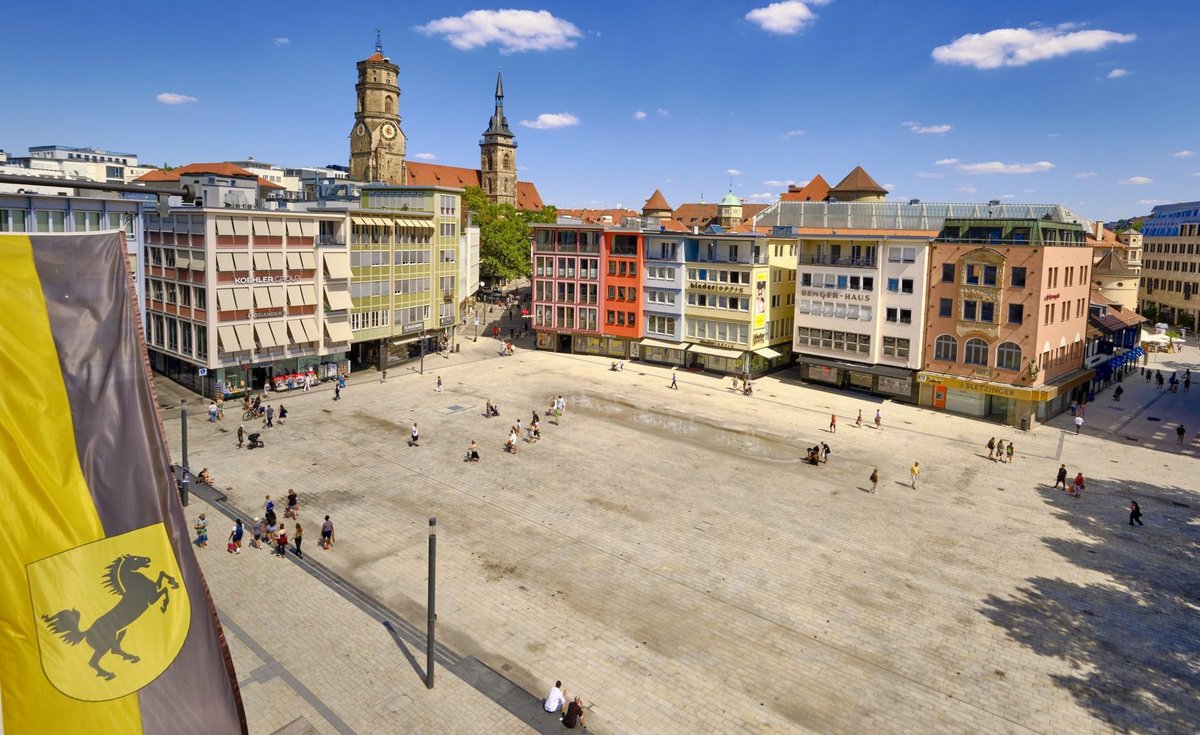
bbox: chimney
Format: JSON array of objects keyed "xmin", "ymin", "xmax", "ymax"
[{"xmin": 1093, "ymin": 221, "xmax": 1104, "ymax": 239}]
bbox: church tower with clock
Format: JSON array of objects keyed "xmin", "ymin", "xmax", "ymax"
[
  {"xmin": 479, "ymin": 70, "xmax": 517, "ymax": 207},
  {"xmin": 349, "ymin": 34, "xmax": 406, "ymax": 184}
]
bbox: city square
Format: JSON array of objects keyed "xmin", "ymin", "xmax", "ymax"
[{"xmin": 167, "ymin": 330, "xmax": 1199, "ymax": 734}]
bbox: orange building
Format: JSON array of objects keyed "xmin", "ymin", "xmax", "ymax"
[
  {"xmin": 600, "ymin": 228, "xmax": 644, "ymax": 358},
  {"xmin": 919, "ymin": 217, "xmax": 1095, "ymax": 428}
]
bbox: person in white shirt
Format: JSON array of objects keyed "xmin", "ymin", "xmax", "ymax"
[{"xmin": 544, "ymin": 680, "xmax": 566, "ymax": 714}]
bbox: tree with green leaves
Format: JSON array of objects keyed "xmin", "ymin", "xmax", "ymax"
[{"xmin": 462, "ymin": 186, "xmax": 556, "ymax": 286}]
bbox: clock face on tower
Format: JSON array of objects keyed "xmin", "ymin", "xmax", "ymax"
[
  {"xmin": 356, "ymin": 123, "xmax": 366, "ymax": 138},
  {"xmin": 381, "ymin": 123, "xmax": 396, "ymax": 139}
]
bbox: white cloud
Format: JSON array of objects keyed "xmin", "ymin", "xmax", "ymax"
[
  {"xmin": 1023, "ymin": 188, "xmax": 1035, "ymax": 193},
  {"xmin": 726, "ymin": 169, "xmax": 744, "ymax": 176},
  {"xmin": 902, "ymin": 121, "xmax": 952, "ymax": 135},
  {"xmin": 1120, "ymin": 176, "xmax": 1153, "ymax": 185},
  {"xmin": 1046, "ymin": 132, "xmax": 1061, "ymax": 138},
  {"xmin": 763, "ymin": 179, "xmax": 797, "ymax": 188},
  {"xmin": 1172, "ymin": 150, "xmax": 1195, "ymax": 158},
  {"xmin": 273, "ymin": 37, "xmax": 290, "ymax": 47},
  {"xmin": 956, "ymin": 160, "xmax": 1055, "ymax": 174},
  {"xmin": 1074, "ymin": 171, "xmax": 1098, "ymax": 179},
  {"xmin": 1138, "ymin": 199, "xmax": 1167, "ymax": 206},
  {"xmin": 1107, "ymin": 68, "xmax": 1129, "ymax": 78},
  {"xmin": 883, "ymin": 183, "xmax": 895, "ymax": 191},
  {"xmin": 934, "ymin": 158, "xmax": 959, "ymax": 166},
  {"xmin": 413, "ymin": 152, "xmax": 437, "ymax": 160},
  {"xmin": 416, "ymin": 9, "xmax": 582, "ymax": 53},
  {"xmin": 745, "ymin": 0, "xmax": 831, "ymax": 35},
  {"xmin": 932, "ymin": 26, "xmax": 1136, "ymax": 69},
  {"xmin": 999, "ymin": 194, "xmax": 1016, "ymax": 199},
  {"xmin": 156, "ymin": 92, "xmax": 197, "ymax": 105},
  {"xmin": 916, "ymin": 171, "xmax": 945, "ymax": 179},
  {"xmin": 781, "ymin": 129, "xmax": 806, "ymax": 139},
  {"xmin": 958, "ymin": 185, "xmax": 977, "ymax": 194},
  {"xmin": 519, "ymin": 112, "xmax": 580, "ymax": 129},
  {"xmin": 745, "ymin": 192, "xmax": 777, "ymax": 202},
  {"xmin": 656, "ymin": 108, "xmax": 669, "ymax": 117},
  {"xmin": 633, "ymin": 110, "xmax": 647, "ymax": 121}
]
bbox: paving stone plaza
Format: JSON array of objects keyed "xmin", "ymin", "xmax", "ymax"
[{"xmin": 164, "ymin": 332, "xmax": 1199, "ymax": 735}]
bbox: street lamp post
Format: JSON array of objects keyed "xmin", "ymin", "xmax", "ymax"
[
  {"xmin": 419, "ymin": 329, "xmax": 426, "ymax": 375},
  {"xmin": 426, "ymin": 516, "xmax": 437, "ymax": 689},
  {"xmin": 179, "ymin": 399, "xmax": 190, "ymax": 507},
  {"xmin": 473, "ymin": 307, "xmax": 479, "ymax": 343}
]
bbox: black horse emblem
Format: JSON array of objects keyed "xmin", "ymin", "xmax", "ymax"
[{"xmin": 41, "ymin": 554, "xmax": 179, "ymax": 680}]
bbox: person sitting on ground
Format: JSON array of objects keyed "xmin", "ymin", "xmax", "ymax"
[
  {"xmin": 544, "ymin": 680, "xmax": 566, "ymax": 715},
  {"xmin": 562, "ymin": 696, "xmax": 586, "ymax": 729},
  {"xmin": 197, "ymin": 467, "xmax": 214, "ymax": 485},
  {"xmin": 467, "ymin": 440, "xmax": 480, "ymax": 462},
  {"xmin": 485, "ymin": 400, "xmax": 495, "ymax": 418},
  {"xmin": 806, "ymin": 446, "xmax": 821, "ymax": 465}
]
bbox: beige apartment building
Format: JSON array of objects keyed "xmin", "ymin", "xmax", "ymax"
[{"xmin": 1137, "ymin": 200, "xmax": 1200, "ymax": 331}]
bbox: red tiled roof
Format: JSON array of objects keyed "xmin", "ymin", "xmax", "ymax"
[
  {"xmin": 669, "ymin": 202, "xmax": 768, "ymax": 230},
  {"xmin": 557, "ymin": 208, "xmax": 639, "ymax": 224},
  {"xmin": 366, "ymin": 52, "xmax": 386, "ymax": 62},
  {"xmin": 829, "ymin": 166, "xmax": 887, "ymax": 195},
  {"xmin": 781, "ymin": 175, "xmax": 830, "ymax": 201},
  {"xmin": 134, "ymin": 162, "xmax": 284, "ymax": 189},
  {"xmin": 403, "ymin": 161, "xmax": 544, "ymax": 211},
  {"xmin": 643, "ymin": 189, "xmax": 672, "ymax": 212}
]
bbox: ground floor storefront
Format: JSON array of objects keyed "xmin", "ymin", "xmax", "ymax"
[
  {"xmin": 1089, "ymin": 347, "xmax": 1144, "ymax": 395},
  {"xmin": 795, "ymin": 354, "xmax": 917, "ymax": 403},
  {"xmin": 916, "ymin": 368, "xmax": 1094, "ymax": 429},
  {"xmin": 149, "ymin": 350, "xmax": 348, "ymax": 400},
  {"xmin": 532, "ymin": 330, "xmax": 791, "ymax": 376},
  {"xmin": 350, "ymin": 327, "xmax": 456, "ymax": 371}
]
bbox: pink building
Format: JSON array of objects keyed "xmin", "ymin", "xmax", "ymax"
[
  {"xmin": 919, "ymin": 217, "xmax": 1095, "ymax": 428},
  {"xmin": 530, "ymin": 224, "xmax": 602, "ymax": 353}
]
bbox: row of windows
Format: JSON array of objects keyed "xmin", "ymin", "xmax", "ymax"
[
  {"xmin": 886, "ymin": 278, "xmax": 914, "ymax": 294},
  {"xmin": 885, "ymin": 308, "xmax": 913, "ymax": 324},
  {"xmin": 607, "ymin": 286, "xmax": 637, "ymax": 302},
  {"xmin": 941, "ymin": 263, "xmax": 1026, "ymax": 287},
  {"xmin": 937, "ymin": 298, "xmax": 1023, "ymax": 324},
  {"xmin": 686, "ymin": 319, "xmax": 749, "ymax": 344},
  {"xmin": 1145, "ymin": 259, "xmax": 1200, "ymax": 273},
  {"xmin": 1144, "ymin": 234, "xmax": 1200, "ymax": 249},
  {"xmin": 534, "ymin": 229, "xmax": 603, "ymax": 247},
  {"xmin": 606, "ymin": 310, "xmax": 637, "ymax": 327},
  {"xmin": 1146, "ymin": 278, "xmax": 1198, "ymax": 295},
  {"xmin": 148, "ymin": 315, "xmax": 207, "ymax": 359},
  {"xmin": 645, "ymin": 266, "xmax": 677, "ymax": 280},
  {"xmin": 796, "ymin": 301, "xmax": 873, "ymax": 321},
  {"xmin": 0, "ymin": 208, "xmax": 133, "ymax": 234},
  {"xmin": 147, "ymin": 280, "xmax": 207, "ymax": 310},
  {"xmin": 795, "ymin": 328, "xmax": 870, "ymax": 355},
  {"xmin": 608, "ymin": 260, "xmax": 638, "ymax": 277},
  {"xmin": 933, "ymin": 336, "xmax": 1023, "ymax": 370},
  {"xmin": 532, "ymin": 305, "xmax": 600, "ymax": 331},
  {"xmin": 887, "ymin": 246, "xmax": 917, "ymax": 264},
  {"xmin": 350, "ymin": 310, "xmax": 391, "ymax": 330},
  {"xmin": 534, "ymin": 257, "xmax": 601, "ymax": 280},
  {"xmin": 646, "ymin": 314, "xmax": 676, "ymax": 336},
  {"xmin": 350, "ymin": 229, "xmax": 431, "ymax": 246},
  {"xmin": 687, "ymin": 268, "xmax": 751, "ymax": 284},
  {"xmin": 350, "ymin": 278, "xmax": 457, "ymax": 298},
  {"xmin": 801, "ymin": 273, "xmax": 875, "ymax": 290},
  {"xmin": 769, "ymin": 316, "xmax": 795, "ymax": 341},
  {"xmin": 1043, "ymin": 298, "xmax": 1088, "ymax": 325},
  {"xmin": 646, "ymin": 290, "xmax": 676, "ymax": 305},
  {"xmin": 688, "ymin": 293, "xmax": 750, "ymax": 311},
  {"xmin": 882, "ymin": 336, "xmax": 910, "ymax": 359}
]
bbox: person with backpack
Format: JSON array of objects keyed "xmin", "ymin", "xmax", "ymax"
[
  {"xmin": 227, "ymin": 519, "xmax": 244, "ymax": 554},
  {"xmin": 869, "ymin": 468, "xmax": 879, "ymax": 494}
]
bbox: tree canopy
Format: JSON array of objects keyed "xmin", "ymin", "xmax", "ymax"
[{"xmin": 463, "ymin": 186, "xmax": 556, "ymax": 285}]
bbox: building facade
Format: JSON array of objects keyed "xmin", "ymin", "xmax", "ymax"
[
  {"xmin": 531, "ymin": 223, "xmax": 603, "ymax": 352},
  {"xmin": 918, "ymin": 217, "xmax": 1095, "ymax": 427},
  {"xmin": 142, "ymin": 202, "xmax": 349, "ymax": 397},
  {"xmin": 1085, "ymin": 295, "xmax": 1145, "ymax": 395},
  {"xmin": 348, "ymin": 40, "xmax": 407, "ymax": 185},
  {"xmin": 598, "ymin": 229, "xmax": 643, "ymax": 358},
  {"xmin": 1137, "ymin": 201, "xmax": 1200, "ymax": 330},
  {"xmin": 639, "ymin": 232, "xmax": 688, "ymax": 366}
]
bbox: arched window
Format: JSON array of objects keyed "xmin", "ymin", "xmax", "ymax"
[
  {"xmin": 503, "ymin": 152, "xmax": 511, "ymax": 169},
  {"xmin": 964, "ymin": 337, "xmax": 989, "ymax": 366},
  {"xmin": 996, "ymin": 341, "xmax": 1022, "ymax": 371},
  {"xmin": 934, "ymin": 334, "xmax": 957, "ymax": 362},
  {"xmin": 384, "ymin": 95, "xmax": 395, "ymax": 114}
]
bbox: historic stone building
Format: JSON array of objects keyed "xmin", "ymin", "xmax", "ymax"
[
  {"xmin": 348, "ymin": 38, "xmax": 407, "ymax": 185},
  {"xmin": 479, "ymin": 72, "xmax": 517, "ymax": 207}
]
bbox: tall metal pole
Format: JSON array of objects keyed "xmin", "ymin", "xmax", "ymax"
[
  {"xmin": 419, "ymin": 330, "xmax": 426, "ymax": 375},
  {"xmin": 426, "ymin": 516, "xmax": 437, "ymax": 688},
  {"xmin": 179, "ymin": 399, "xmax": 190, "ymax": 507}
]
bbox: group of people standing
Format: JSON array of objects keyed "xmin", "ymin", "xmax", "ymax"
[
  {"xmin": 985, "ymin": 437, "xmax": 1016, "ymax": 463},
  {"xmin": 196, "ymin": 489, "xmax": 337, "ymax": 560}
]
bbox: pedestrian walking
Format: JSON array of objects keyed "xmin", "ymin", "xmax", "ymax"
[
  {"xmin": 829, "ymin": 414, "xmax": 837, "ymax": 433},
  {"xmin": 237, "ymin": 424, "xmax": 245, "ymax": 448},
  {"xmin": 1005, "ymin": 442, "xmax": 1015, "ymax": 463},
  {"xmin": 1070, "ymin": 400, "xmax": 1078, "ymax": 417},
  {"xmin": 1114, "ymin": 385, "xmax": 1124, "ymax": 402},
  {"xmin": 435, "ymin": 375, "xmax": 444, "ymax": 392},
  {"xmin": 293, "ymin": 523, "xmax": 304, "ymax": 558},
  {"xmin": 855, "ymin": 409, "xmax": 863, "ymax": 428},
  {"xmin": 1156, "ymin": 371, "xmax": 1164, "ymax": 389},
  {"xmin": 265, "ymin": 404, "xmax": 275, "ymax": 428},
  {"xmin": 278, "ymin": 405, "xmax": 287, "ymax": 424},
  {"xmin": 1186, "ymin": 376, "xmax": 1192, "ymax": 392},
  {"xmin": 193, "ymin": 513, "xmax": 208, "ymax": 548},
  {"xmin": 1128, "ymin": 500, "xmax": 1143, "ymax": 527},
  {"xmin": 669, "ymin": 372, "xmax": 678, "ymax": 389},
  {"xmin": 910, "ymin": 461, "xmax": 920, "ymax": 489},
  {"xmin": 1071, "ymin": 472, "xmax": 1085, "ymax": 498},
  {"xmin": 409, "ymin": 422, "xmax": 420, "ymax": 447},
  {"xmin": 275, "ymin": 527, "xmax": 288, "ymax": 558},
  {"xmin": 321, "ymin": 515, "xmax": 335, "ymax": 550},
  {"xmin": 380, "ymin": 369, "xmax": 388, "ymax": 383},
  {"xmin": 1074, "ymin": 415, "xmax": 1084, "ymax": 434},
  {"xmin": 208, "ymin": 401, "xmax": 218, "ymax": 423},
  {"xmin": 874, "ymin": 409, "xmax": 882, "ymax": 430},
  {"xmin": 251, "ymin": 517, "xmax": 263, "ymax": 549},
  {"xmin": 285, "ymin": 488, "xmax": 299, "ymax": 519},
  {"xmin": 1146, "ymin": 370, "xmax": 1152, "ymax": 383},
  {"xmin": 1079, "ymin": 402, "xmax": 1086, "ymax": 418},
  {"xmin": 1177, "ymin": 424, "xmax": 1186, "ymax": 445},
  {"xmin": 986, "ymin": 437, "xmax": 996, "ymax": 460},
  {"xmin": 227, "ymin": 519, "xmax": 244, "ymax": 554},
  {"xmin": 994, "ymin": 439, "xmax": 1005, "ymax": 461},
  {"xmin": 820, "ymin": 442, "xmax": 831, "ymax": 463},
  {"xmin": 1054, "ymin": 464, "xmax": 1068, "ymax": 490},
  {"xmin": 869, "ymin": 468, "xmax": 878, "ymax": 493},
  {"xmin": 333, "ymin": 384, "xmax": 341, "ymax": 401}
]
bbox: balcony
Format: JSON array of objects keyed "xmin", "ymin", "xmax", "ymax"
[
  {"xmin": 798, "ymin": 254, "xmax": 877, "ymax": 269},
  {"xmin": 316, "ymin": 235, "xmax": 345, "ymax": 248}
]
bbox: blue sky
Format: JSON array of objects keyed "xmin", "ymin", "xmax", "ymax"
[{"xmin": 3, "ymin": 1, "xmax": 1198, "ymax": 221}]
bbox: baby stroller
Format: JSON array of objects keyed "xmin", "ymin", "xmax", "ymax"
[{"xmin": 246, "ymin": 432, "xmax": 265, "ymax": 449}]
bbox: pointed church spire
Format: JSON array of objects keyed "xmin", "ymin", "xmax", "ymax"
[
  {"xmin": 483, "ymin": 68, "xmax": 513, "ymax": 138},
  {"xmin": 375, "ymin": 27, "xmax": 382, "ymax": 54},
  {"xmin": 495, "ymin": 67, "xmax": 504, "ymax": 101}
]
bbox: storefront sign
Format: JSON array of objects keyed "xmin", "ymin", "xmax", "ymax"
[
  {"xmin": 439, "ymin": 316, "xmax": 454, "ymax": 326},
  {"xmin": 252, "ymin": 310, "xmax": 284, "ymax": 319},
  {"xmin": 689, "ymin": 282, "xmax": 747, "ymax": 294},
  {"xmin": 1043, "ymin": 293, "xmax": 1061, "ymax": 301},
  {"xmin": 697, "ymin": 339, "xmax": 740, "ymax": 349},
  {"xmin": 402, "ymin": 323, "xmax": 422, "ymax": 334},
  {"xmin": 798, "ymin": 288, "xmax": 871, "ymax": 302},
  {"xmin": 918, "ymin": 372, "xmax": 1045, "ymax": 399},
  {"xmin": 234, "ymin": 275, "xmax": 302, "ymax": 285}
]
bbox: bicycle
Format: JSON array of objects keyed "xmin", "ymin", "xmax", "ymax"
[{"xmin": 242, "ymin": 409, "xmax": 258, "ymax": 421}]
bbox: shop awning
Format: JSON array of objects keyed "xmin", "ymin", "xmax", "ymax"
[
  {"xmin": 233, "ymin": 289, "xmax": 252, "ymax": 310},
  {"xmin": 267, "ymin": 252, "xmax": 285, "ymax": 270},
  {"xmin": 285, "ymin": 219, "xmax": 301, "ymax": 236},
  {"xmin": 301, "ymin": 319, "xmax": 320, "ymax": 342},
  {"xmin": 351, "ymin": 215, "xmax": 372, "ymax": 228},
  {"xmin": 411, "ymin": 219, "xmax": 434, "ymax": 229},
  {"xmin": 268, "ymin": 286, "xmax": 286, "ymax": 307},
  {"xmin": 753, "ymin": 346, "xmax": 783, "ymax": 359},
  {"xmin": 269, "ymin": 321, "xmax": 289, "ymax": 346},
  {"xmin": 323, "ymin": 251, "xmax": 350, "ymax": 279},
  {"xmin": 688, "ymin": 344, "xmax": 743, "ymax": 359},
  {"xmin": 287, "ymin": 321, "xmax": 308, "ymax": 344},
  {"xmin": 286, "ymin": 252, "xmax": 303, "ymax": 269},
  {"xmin": 253, "ymin": 252, "xmax": 272, "ymax": 270},
  {"xmin": 254, "ymin": 322, "xmax": 277, "ymax": 348},
  {"xmin": 232, "ymin": 252, "xmax": 251, "ymax": 271},
  {"xmin": 233, "ymin": 324, "xmax": 254, "ymax": 350},
  {"xmin": 216, "ymin": 289, "xmax": 237, "ymax": 311},
  {"xmin": 300, "ymin": 284, "xmax": 317, "ymax": 305},
  {"xmin": 299, "ymin": 251, "xmax": 316, "ymax": 269},
  {"xmin": 215, "ymin": 253, "xmax": 235, "ymax": 271},
  {"xmin": 217, "ymin": 326, "xmax": 240, "ymax": 352},
  {"xmin": 639, "ymin": 337, "xmax": 688, "ymax": 351},
  {"xmin": 323, "ymin": 285, "xmax": 353, "ymax": 311},
  {"xmin": 324, "ymin": 320, "xmax": 353, "ymax": 343}
]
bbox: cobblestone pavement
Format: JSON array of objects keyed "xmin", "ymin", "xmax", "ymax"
[{"xmin": 164, "ymin": 330, "xmax": 1200, "ymax": 734}]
